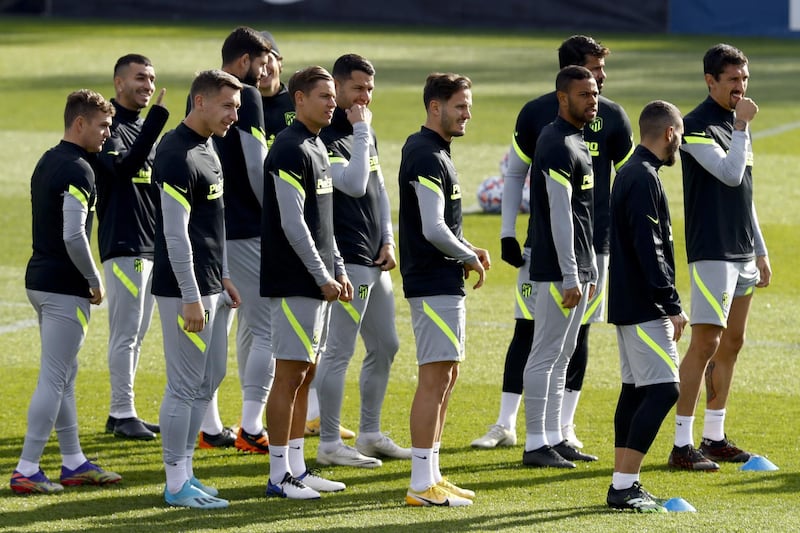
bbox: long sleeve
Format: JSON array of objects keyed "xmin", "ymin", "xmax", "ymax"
[
  {"xmin": 274, "ymin": 172, "xmax": 333, "ymax": 286},
  {"xmin": 413, "ymin": 181, "xmax": 477, "ymax": 264},
  {"xmin": 160, "ymin": 186, "xmax": 200, "ymax": 303},
  {"xmin": 378, "ymin": 169, "xmax": 395, "ymax": 247},
  {"xmin": 627, "ymin": 179, "xmax": 681, "ymax": 316},
  {"xmin": 681, "ymin": 130, "xmax": 749, "ymax": 186},
  {"xmin": 500, "ymin": 146, "xmax": 529, "ymax": 239},
  {"xmin": 329, "ymin": 121, "xmax": 372, "ymax": 197},
  {"xmin": 544, "ymin": 168, "xmax": 579, "ymax": 288},
  {"xmin": 62, "ymin": 193, "xmax": 101, "ymax": 288},
  {"xmin": 101, "ymin": 105, "xmax": 169, "ymax": 180}
]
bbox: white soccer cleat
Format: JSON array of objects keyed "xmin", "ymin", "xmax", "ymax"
[
  {"xmin": 266, "ymin": 472, "xmax": 320, "ymax": 500},
  {"xmin": 470, "ymin": 424, "xmax": 517, "ymax": 448},
  {"xmin": 561, "ymin": 424, "xmax": 584, "ymax": 449},
  {"xmin": 356, "ymin": 433, "xmax": 412, "ymax": 459},
  {"xmin": 317, "ymin": 443, "xmax": 383, "ymax": 468},
  {"xmin": 297, "ymin": 468, "xmax": 346, "ymax": 492}
]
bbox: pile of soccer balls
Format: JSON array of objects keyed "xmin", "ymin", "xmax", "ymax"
[{"xmin": 476, "ymin": 152, "xmax": 530, "ymax": 214}]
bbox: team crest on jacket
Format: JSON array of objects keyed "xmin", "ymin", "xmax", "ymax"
[
  {"xmin": 284, "ymin": 111, "xmax": 296, "ymax": 126},
  {"xmin": 589, "ymin": 117, "xmax": 603, "ymax": 132}
]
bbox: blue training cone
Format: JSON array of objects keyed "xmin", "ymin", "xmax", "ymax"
[
  {"xmin": 663, "ymin": 497, "xmax": 697, "ymax": 512},
  {"xmin": 739, "ymin": 455, "xmax": 779, "ymax": 471}
]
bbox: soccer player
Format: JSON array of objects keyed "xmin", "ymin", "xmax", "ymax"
[
  {"xmin": 668, "ymin": 43, "xmax": 771, "ymax": 470},
  {"xmin": 11, "ymin": 89, "xmax": 121, "ymax": 494},
  {"xmin": 315, "ymin": 54, "xmax": 408, "ymax": 468},
  {"xmin": 255, "ymin": 31, "xmax": 356, "ymax": 441},
  {"xmin": 607, "ymin": 100, "xmax": 686, "ymax": 512},
  {"xmin": 197, "ymin": 26, "xmax": 272, "ymax": 453},
  {"xmin": 152, "ymin": 69, "xmax": 242, "ymax": 509},
  {"xmin": 521, "ymin": 66, "xmax": 598, "ymax": 468},
  {"xmin": 257, "ymin": 30, "xmax": 294, "ymax": 148},
  {"xmin": 262, "ymin": 66, "xmax": 350, "ymax": 500},
  {"xmin": 399, "ymin": 72, "xmax": 490, "ymax": 507},
  {"xmin": 473, "ymin": 35, "xmax": 633, "ymax": 451},
  {"xmin": 96, "ymin": 54, "xmax": 169, "ymax": 441}
]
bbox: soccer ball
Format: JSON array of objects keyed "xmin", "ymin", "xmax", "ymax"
[
  {"xmin": 476, "ymin": 174, "xmax": 531, "ymax": 214},
  {"xmin": 476, "ymin": 175, "xmax": 504, "ymax": 213}
]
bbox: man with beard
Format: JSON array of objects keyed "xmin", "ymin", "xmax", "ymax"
[
  {"xmin": 521, "ymin": 66, "xmax": 597, "ymax": 468},
  {"xmin": 96, "ymin": 54, "xmax": 169, "ymax": 441},
  {"xmin": 399, "ymin": 73, "xmax": 490, "ymax": 506},
  {"xmin": 196, "ymin": 27, "xmax": 272, "ymax": 452},
  {"xmin": 668, "ymin": 43, "xmax": 771, "ymax": 470},
  {"xmin": 607, "ymin": 100, "xmax": 686, "ymax": 512},
  {"xmin": 314, "ymin": 53, "xmax": 408, "ymax": 468},
  {"xmin": 473, "ymin": 35, "xmax": 632, "ymax": 453}
]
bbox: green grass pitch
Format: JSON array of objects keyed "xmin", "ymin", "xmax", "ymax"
[{"xmin": 0, "ymin": 17, "xmax": 798, "ymax": 532}]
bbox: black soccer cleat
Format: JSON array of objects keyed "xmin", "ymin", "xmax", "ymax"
[
  {"xmin": 668, "ymin": 444, "xmax": 719, "ymax": 471},
  {"xmin": 700, "ymin": 435, "xmax": 753, "ymax": 463},
  {"xmin": 607, "ymin": 482, "xmax": 667, "ymax": 513},
  {"xmin": 552, "ymin": 440, "xmax": 598, "ymax": 462},
  {"xmin": 522, "ymin": 445, "xmax": 576, "ymax": 468}
]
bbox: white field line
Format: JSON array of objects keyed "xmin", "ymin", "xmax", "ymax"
[
  {"xmin": 0, "ymin": 319, "xmax": 37, "ymax": 334},
  {"xmin": 753, "ymin": 121, "xmax": 800, "ymax": 140}
]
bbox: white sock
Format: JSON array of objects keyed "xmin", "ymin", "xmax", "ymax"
[
  {"xmin": 561, "ymin": 389, "xmax": 582, "ymax": 427},
  {"xmin": 410, "ymin": 447, "xmax": 435, "ymax": 492},
  {"xmin": 15, "ymin": 459, "xmax": 39, "ymax": 477},
  {"xmin": 241, "ymin": 400, "xmax": 265, "ymax": 435},
  {"xmin": 185, "ymin": 451, "xmax": 194, "ymax": 480},
  {"xmin": 611, "ymin": 472, "xmax": 639, "ymax": 490},
  {"xmin": 269, "ymin": 445, "xmax": 290, "ymax": 485},
  {"xmin": 545, "ymin": 430, "xmax": 563, "ymax": 446},
  {"xmin": 200, "ymin": 392, "xmax": 224, "ymax": 434},
  {"xmin": 703, "ymin": 408, "xmax": 726, "ymax": 441},
  {"xmin": 496, "ymin": 392, "xmax": 522, "ymax": 430},
  {"xmin": 674, "ymin": 415, "xmax": 695, "ymax": 447},
  {"xmin": 525, "ymin": 433, "xmax": 548, "ymax": 452},
  {"xmin": 165, "ymin": 459, "xmax": 188, "ymax": 494},
  {"xmin": 432, "ymin": 442, "xmax": 442, "ymax": 483},
  {"xmin": 359, "ymin": 431, "xmax": 382, "ymax": 442},
  {"xmin": 306, "ymin": 388, "xmax": 320, "ymax": 421},
  {"xmin": 288, "ymin": 437, "xmax": 306, "ymax": 477},
  {"xmin": 318, "ymin": 438, "xmax": 344, "ymax": 454},
  {"xmin": 61, "ymin": 452, "xmax": 87, "ymax": 471}
]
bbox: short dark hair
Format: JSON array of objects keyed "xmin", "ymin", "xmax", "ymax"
[
  {"xmin": 639, "ymin": 100, "xmax": 682, "ymax": 140},
  {"xmin": 555, "ymin": 65, "xmax": 593, "ymax": 93},
  {"xmin": 703, "ymin": 43, "xmax": 748, "ymax": 80},
  {"xmin": 288, "ymin": 66, "xmax": 333, "ymax": 106},
  {"xmin": 423, "ymin": 72, "xmax": 472, "ymax": 110},
  {"xmin": 189, "ymin": 69, "xmax": 243, "ymax": 100},
  {"xmin": 113, "ymin": 54, "xmax": 152, "ymax": 77},
  {"xmin": 332, "ymin": 53, "xmax": 375, "ymax": 81},
  {"xmin": 221, "ymin": 26, "xmax": 271, "ymax": 66},
  {"xmin": 558, "ymin": 35, "xmax": 609, "ymax": 69},
  {"xmin": 64, "ymin": 89, "xmax": 114, "ymax": 129}
]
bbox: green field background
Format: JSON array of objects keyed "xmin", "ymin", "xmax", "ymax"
[{"xmin": 0, "ymin": 17, "xmax": 798, "ymax": 532}]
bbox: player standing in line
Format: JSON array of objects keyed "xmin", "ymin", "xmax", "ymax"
[
  {"xmin": 152, "ymin": 70, "xmax": 242, "ymax": 509},
  {"xmin": 399, "ymin": 73, "xmax": 490, "ymax": 507},
  {"xmin": 96, "ymin": 54, "xmax": 169, "ymax": 441},
  {"xmin": 262, "ymin": 66, "xmax": 350, "ymax": 500},
  {"xmin": 314, "ymin": 54, "xmax": 409, "ymax": 468},
  {"xmin": 258, "ymin": 30, "xmax": 294, "ymax": 149},
  {"xmin": 668, "ymin": 43, "xmax": 771, "ymax": 470},
  {"xmin": 11, "ymin": 90, "xmax": 121, "ymax": 494},
  {"xmin": 607, "ymin": 100, "xmax": 686, "ymax": 512},
  {"xmin": 473, "ymin": 35, "xmax": 633, "ymax": 451},
  {"xmin": 521, "ymin": 66, "xmax": 598, "ymax": 469},
  {"xmin": 196, "ymin": 27, "xmax": 272, "ymax": 453}
]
